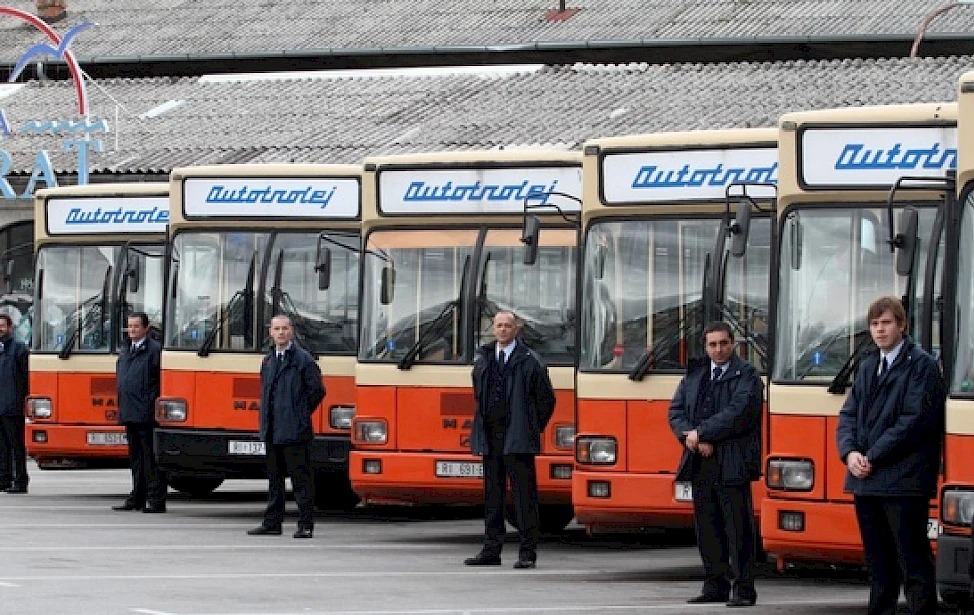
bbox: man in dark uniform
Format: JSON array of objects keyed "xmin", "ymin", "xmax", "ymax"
[
  {"xmin": 113, "ymin": 312, "xmax": 166, "ymax": 512},
  {"xmin": 247, "ymin": 314, "xmax": 325, "ymax": 539},
  {"xmin": 668, "ymin": 321, "xmax": 763, "ymax": 608},
  {"xmin": 0, "ymin": 312, "xmax": 29, "ymax": 494},
  {"xmin": 837, "ymin": 296, "xmax": 945, "ymax": 615},
  {"xmin": 464, "ymin": 310, "xmax": 556, "ymax": 569}
]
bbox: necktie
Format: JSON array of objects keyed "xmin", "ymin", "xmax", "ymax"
[
  {"xmin": 879, "ymin": 357, "xmax": 889, "ymax": 379},
  {"xmin": 712, "ymin": 366, "xmax": 722, "ymax": 382}
]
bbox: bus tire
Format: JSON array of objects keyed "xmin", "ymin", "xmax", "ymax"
[
  {"xmin": 504, "ymin": 502, "xmax": 575, "ymax": 533},
  {"xmin": 314, "ymin": 471, "xmax": 361, "ymax": 510},
  {"xmin": 167, "ymin": 475, "xmax": 224, "ymax": 497}
]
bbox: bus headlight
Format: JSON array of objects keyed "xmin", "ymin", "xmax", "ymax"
[
  {"xmin": 766, "ymin": 459, "xmax": 814, "ymax": 491},
  {"xmin": 353, "ymin": 419, "xmax": 387, "ymax": 444},
  {"xmin": 554, "ymin": 424, "xmax": 575, "ymax": 450},
  {"xmin": 942, "ymin": 489, "xmax": 974, "ymax": 527},
  {"xmin": 156, "ymin": 399, "xmax": 187, "ymax": 422},
  {"xmin": 329, "ymin": 406, "xmax": 355, "ymax": 430},
  {"xmin": 576, "ymin": 436, "xmax": 617, "ymax": 465},
  {"xmin": 26, "ymin": 397, "xmax": 52, "ymax": 419}
]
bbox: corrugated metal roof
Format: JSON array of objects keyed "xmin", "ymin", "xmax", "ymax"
[
  {"xmin": 2, "ymin": 1, "xmax": 974, "ymax": 64},
  {"xmin": 1, "ymin": 56, "xmax": 969, "ymax": 174}
]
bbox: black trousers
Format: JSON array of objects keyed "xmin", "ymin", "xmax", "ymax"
[
  {"xmin": 854, "ymin": 495, "xmax": 937, "ymax": 615},
  {"xmin": 482, "ymin": 427, "xmax": 540, "ymax": 559},
  {"xmin": 263, "ymin": 441, "xmax": 315, "ymax": 530},
  {"xmin": 0, "ymin": 415, "xmax": 27, "ymax": 488},
  {"xmin": 691, "ymin": 480, "xmax": 757, "ymax": 599},
  {"xmin": 124, "ymin": 423, "xmax": 166, "ymax": 506}
]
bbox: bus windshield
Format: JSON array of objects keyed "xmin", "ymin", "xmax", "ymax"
[
  {"xmin": 952, "ymin": 194, "xmax": 974, "ymax": 395},
  {"xmin": 774, "ymin": 204, "xmax": 939, "ymax": 382},
  {"xmin": 580, "ymin": 219, "xmax": 722, "ymax": 372},
  {"xmin": 33, "ymin": 244, "xmax": 165, "ymax": 353},
  {"xmin": 166, "ymin": 230, "xmax": 359, "ymax": 353},
  {"xmin": 359, "ymin": 227, "xmax": 576, "ymax": 365}
]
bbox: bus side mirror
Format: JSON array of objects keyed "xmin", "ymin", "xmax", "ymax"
[
  {"xmin": 895, "ymin": 207, "xmax": 919, "ymax": 277},
  {"xmin": 521, "ymin": 214, "xmax": 541, "ymax": 265},
  {"xmin": 593, "ymin": 243, "xmax": 607, "ymax": 280},
  {"xmin": 729, "ymin": 199, "xmax": 752, "ymax": 258},
  {"xmin": 789, "ymin": 215, "xmax": 803, "ymax": 270},
  {"xmin": 380, "ymin": 265, "xmax": 396, "ymax": 305},
  {"xmin": 127, "ymin": 255, "xmax": 141, "ymax": 293},
  {"xmin": 315, "ymin": 246, "xmax": 332, "ymax": 291}
]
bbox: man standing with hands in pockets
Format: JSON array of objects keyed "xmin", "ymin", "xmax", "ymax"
[
  {"xmin": 465, "ymin": 310, "xmax": 555, "ymax": 569},
  {"xmin": 247, "ymin": 314, "xmax": 325, "ymax": 539},
  {"xmin": 668, "ymin": 321, "xmax": 763, "ymax": 608},
  {"xmin": 837, "ymin": 296, "xmax": 945, "ymax": 615}
]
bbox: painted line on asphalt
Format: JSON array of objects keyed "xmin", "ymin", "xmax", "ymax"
[
  {"xmin": 0, "ymin": 543, "xmax": 447, "ymax": 551},
  {"xmin": 0, "ymin": 581, "xmax": 20, "ymax": 587},
  {"xmin": 117, "ymin": 598, "xmax": 868, "ymax": 615},
  {"xmin": 130, "ymin": 610, "xmax": 176, "ymax": 615}
]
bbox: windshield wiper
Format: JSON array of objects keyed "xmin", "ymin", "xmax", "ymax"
[
  {"xmin": 826, "ymin": 329, "xmax": 874, "ymax": 394},
  {"xmin": 398, "ymin": 256, "xmax": 469, "ymax": 370},
  {"xmin": 198, "ymin": 253, "xmax": 256, "ymax": 357},
  {"xmin": 58, "ymin": 268, "xmax": 112, "ymax": 360},
  {"xmin": 627, "ymin": 304, "xmax": 704, "ymax": 381}
]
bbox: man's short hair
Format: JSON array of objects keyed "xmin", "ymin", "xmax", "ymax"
[
  {"xmin": 494, "ymin": 310, "xmax": 519, "ymax": 327},
  {"xmin": 269, "ymin": 314, "xmax": 292, "ymax": 326},
  {"xmin": 0, "ymin": 313, "xmax": 13, "ymax": 328},
  {"xmin": 867, "ymin": 296, "xmax": 908, "ymax": 332},
  {"xmin": 703, "ymin": 321, "xmax": 734, "ymax": 341},
  {"xmin": 128, "ymin": 312, "xmax": 149, "ymax": 328}
]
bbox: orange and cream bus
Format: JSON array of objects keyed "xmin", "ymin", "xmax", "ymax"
[
  {"xmin": 351, "ymin": 150, "xmax": 580, "ymax": 531},
  {"xmin": 154, "ymin": 164, "xmax": 361, "ymax": 505},
  {"xmin": 764, "ymin": 103, "xmax": 955, "ymax": 568},
  {"xmin": 26, "ymin": 183, "xmax": 169, "ymax": 468},
  {"xmin": 936, "ymin": 74, "xmax": 974, "ymax": 608},
  {"xmin": 569, "ymin": 129, "xmax": 776, "ymax": 533}
]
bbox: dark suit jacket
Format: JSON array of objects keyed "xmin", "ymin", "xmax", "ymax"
[{"xmin": 668, "ymin": 354, "xmax": 764, "ymax": 485}]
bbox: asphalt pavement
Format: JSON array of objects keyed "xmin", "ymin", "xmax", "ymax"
[{"xmin": 0, "ymin": 461, "xmax": 947, "ymax": 614}]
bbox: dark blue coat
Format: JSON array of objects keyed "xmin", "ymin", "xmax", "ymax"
[
  {"xmin": 259, "ymin": 345, "xmax": 325, "ymax": 445},
  {"xmin": 668, "ymin": 354, "xmax": 764, "ymax": 485},
  {"xmin": 469, "ymin": 340, "xmax": 556, "ymax": 456},
  {"xmin": 0, "ymin": 335, "xmax": 28, "ymax": 417},
  {"xmin": 836, "ymin": 337, "xmax": 945, "ymax": 498},
  {"xmin": 115, "ymin": 337, "xmax": 161, "ymax": 424}
]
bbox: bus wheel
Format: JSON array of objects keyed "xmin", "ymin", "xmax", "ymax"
[
  {"xmin": 505, "ymin": 503, "xmax": 575, "ymax": 533},
  {"xmin": 314, "ymin": 472, "xmax": 361, "ymax": 510},
  {"xmin": 167, "ymin": 475, "xmax": 224, "ymax": 497}
]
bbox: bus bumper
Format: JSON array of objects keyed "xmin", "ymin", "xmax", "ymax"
[
  {"xmin": 349, "ymin": 451, "xmax": 571, "ymax": 507},
  {"xmin": 761, "ymin": 498, "xmax": 865, "ymax": 565},
  {"xmin": 937, "ymin": 532, "xmax": 972, "ymax": 605},
  {"xmin": 26, "ymin": 423, "xmax": 129, "ymax": 468},
  {"xmin": 572, "ymin": 470, "xmax": 694, "ymax": 532},
  {"xmin": 155, "ymin": 428, "xmax": 349, "ymax": 479}
]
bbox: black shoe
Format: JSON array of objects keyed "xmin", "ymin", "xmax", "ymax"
[
  {"xmin": 112, "ymin": 502, "xmax": 143, "ymax": 511},
  {"xmin": 687, "ymin": 594, "xmax": 729, "ymax": 604},
  {"xmin": 142, "ymin": 503, "xmax": 166, "ymax": 513},
  {"xmin": 513, "ymin": 558, "xmax": 536, "ymax": 569},
  {"xmin": 5, "ymin": 486, "xmax": 27, "ymax": 494},
  {"xmin": 293, "ymin": 527, "xmax": 313, "ymax": 539},
  {"xmin": 726, "ymin": 595, "xmax": 757, "ymax": 608},
  {"xmin": 463, "ymin": 553, "xmax": 501, "ymax": 566},
  {"xmin": 247, "ymin": 525, "xmax": 282, "ymax": 536}
]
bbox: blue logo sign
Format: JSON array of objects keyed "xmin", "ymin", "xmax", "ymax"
[
  {"xmin": 833, "ymin": 143, "xmax": 956, "ymax": 171},
  {"xmin": 205, "ymin": 185, "xmax": 337, "ymax": 209},
  {"xmin": 64, "ymin": 207, "xmax": 169, "ymax": 227},
  {"xmin": 403, "ymin": 179, "xmax": 560, "ymax": 204},
  {"xmin": 631, "ymin": 163, "xmax": 778, "ymax": 189}
]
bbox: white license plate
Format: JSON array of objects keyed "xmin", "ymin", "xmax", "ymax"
[
  {"xmin": 228, "ymin": 440, "xmax": 265, "ymax": 455},
  {"xmin": 435, "ymin": 461, "xmax": 483, "ymax": 478},
  {"xmin": 675, "ymin": 481, "xmax": 693, "ymax": 502},
  {"xmin": 927, "ymin": 518, "xmax": 941, "ymax": 540},
  {"xmin": 86, "ymin": 431, "xmax": 127, "ymax": 446}
]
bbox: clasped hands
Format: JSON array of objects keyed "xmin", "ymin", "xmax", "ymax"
[
  {"xmin": 846, "ymin": 451, "xmax": 872, "ymax": 478},
  {"xmin": 683, "ymin": 430, "xmax": 714, "ymax": 457}
]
